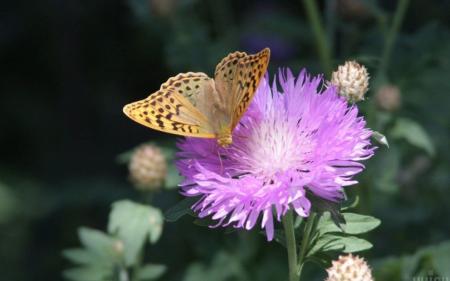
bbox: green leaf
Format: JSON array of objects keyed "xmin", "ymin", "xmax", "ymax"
[
  {"xmin": 78, "ymin": 227, "xmax": 118, "ymax": 262},
  {"xmin": 391, "ymin": 118, "xmax": 435, "ymax": 156},
  {"xmin": 0, "ymin": 182, "xmax": 18, "ymax": 223},
  {"xmin": 372, "ymin": 131, "xmax": 389, "ymax": 148},
  {"xmin": 372, "ymin": 241, "xmax": 450, "ymax": 280},
  {"xmin": 372, "ymin": 256, "xmax": 403, "ymax": 281},
  {"xmin": 157, "ymin": 143, "xmax": 183, "ymax": 189},
  {"xmin": 182, "ymin": 251, "xmax": 248, "ymax": 281},
  {"xmin": 63, "ymin": 266, "xmax": 111, "ymax": 281},
  {"xmin": 308, "ymin": 234, "xmax": 344, "ymax": 255},
  {"xmin": 137, "ymin": 264, "xmax": 167, "ymax": 280},
  {"xmin": 306, "ymin": 252, "xmax": 333, "ymax": 268},
  {"xmin": 62, "ymin": 248, "xmax": 102, "ymax": 265},
  {"xmin": 373, "ymin": 147, "xmax": 400, "ymax": 193},
  {"xmin": 308, "ymin": 233, "xmax": 373, "ymax": 257},
  {"xmin": 333, "ymin": 235, "xmax": 373, "ymax": 253},
  {"xmin": 108, "ymin": 200, "xmax": 164, "ymax": 266},
  {"xmin": 165, "ymin": 163, "xmax": 183, "ymax": 189},
  {"xmin": 182, "ymin": 263, "xmax": 208, "ymax": 281},
  {"xmin": 164, "ymin": 197, "xmax": 198, "ymax": 222},
  {"xmin": 316, "ymin": 212, "xmax": 381, "ymax": 235},
  {"xmin": 430, "ymin": 241, "xmax": 450, "ymax": 278},
  {"xmin": 208, "ymin": 252, "xmax": 248, "ymax": 280},
  {"xmin": 340, "ymin": 195, "xmax": 360, "ymax": 211},
  {"xmin": 294, "ymin": 215, "xmax": 304, "ymax": 228},
  {"xmin": 307, "ymin": 192, "xmax": 344, "ymax": 227}
]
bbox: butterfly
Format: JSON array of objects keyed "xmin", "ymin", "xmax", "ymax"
[{"xmin": 123, "ymin": 48, "xmax": 270, "ymax": 147}]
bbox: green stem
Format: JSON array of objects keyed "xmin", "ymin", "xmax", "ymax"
[
  {"xmin": 297, "ymin": 212, "xmax": 316, "ymax": 278},
  {"xmin": 325, "ymin": 0, "xmax": 337, "ymax": 53},
  {"xmin": 119, "ymin": 266, "xmax": 130, "ymax": 281},
  {"xmin": 282, "ymin": 210, "xmax": 299, "ymax": 281},
  {"xmin": 377, "ymin": 0, "xmax": 410, "ymax": 77},
  {"xmin": 131, "ymin": 248, "xmax": 144, "ymax": 281},
  {"xmin": 302, "ymin": 0, "xmax": 333, "ymax": 76}
]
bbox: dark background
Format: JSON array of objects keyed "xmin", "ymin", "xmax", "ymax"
[{"xmin": 1, "ymin": 0, "xmax": 450, "ymax": 280}]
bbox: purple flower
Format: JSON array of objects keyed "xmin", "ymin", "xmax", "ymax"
[{"xmin": 176, "ymin": 69, "xmax": 375, "ymax": 241}]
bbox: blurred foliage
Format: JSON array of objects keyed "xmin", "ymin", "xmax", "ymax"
[
  {"xmin": 1, "ymin": 0, "xmax": 450, "ymax": 280},
  {"xmin": 63, "ymin": 200, "xmax": 166, "ymax": 281},
  {"xmin": 373, "ymin": 240, "xmax": 450, "ymax": 280}
]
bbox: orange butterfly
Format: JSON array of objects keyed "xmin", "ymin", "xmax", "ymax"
[{"xmin": 123, "ymin": 48, "xmax": 270, "ymax": 147}]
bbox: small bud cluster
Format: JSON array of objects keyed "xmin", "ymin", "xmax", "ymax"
[
  {"xmin": 331, "ymin": 61, "xmax": 370, "ymax": 103},
  {"xmin": 129, "ymin": 144, "xmax": 167, "ymax": 191},
  {"xmin": 150, "ymin": 0, "xmax": 175, "ymax": 17},
  {"xmin": 337, "ymin": 0, "xmax": 371, "ymax": 21},
  {"xmin": 326, "ymin": 254, "xmax": 374, "ymax": 281},
  {"xmin": 375, "ymin": 84, "xmax": 401, "ymax": 112}
]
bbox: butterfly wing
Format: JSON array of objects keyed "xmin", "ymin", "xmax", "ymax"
[
  {"xmin": 123, "ymin": 72, "xmax": 216, "ymax": 138},
  {"xmin": 230, "ymin": 48, "xmax": 270, "ymax": 129}
]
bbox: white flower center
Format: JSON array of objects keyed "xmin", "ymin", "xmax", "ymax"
[{"xmin": 238, "ymin": 117, "xmax": 310, "ymax": 177}]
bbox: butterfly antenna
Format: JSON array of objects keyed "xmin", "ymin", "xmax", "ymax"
[{"xmin": 217, "ymin": 149, "xmax": 224, "ymax": 175}]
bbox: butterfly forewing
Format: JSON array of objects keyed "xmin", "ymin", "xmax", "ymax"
[
  {"xmin": 123, "ymin": 72, "xmax": 216, "ymax": 137},
  {"xmin": 213, "ymin": 51, "xmax": 247, "ymax": 116},
  {"xmin": 231, "ymin": 48, "xmax": 270, "ymax": 129},
  {"xmin": 214, "ymin": 51, "xmax": 247, "ymax": 90}
]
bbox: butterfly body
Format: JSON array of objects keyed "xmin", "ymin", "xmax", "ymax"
[
  {"xmin": 217, "ymin": 127, "xmax": 233, "ymax": 147},
  {"xmin": 123, "ymin": 48, "xmax": 270, "ymax": 147}
]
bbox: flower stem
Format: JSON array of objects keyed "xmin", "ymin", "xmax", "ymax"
[
  {"xmin": 282, "ymin": 210, "xmax": 299, "ymax": 281},
  {"xmin": 325, "ymin": 0, "xmax": 337, "ymax": 53},
  {"xmin": 131, "ymin": 248, "xmax": 144, "ymax": 281},
  {"xmin": 377, "ymin": 0, "xmax": 410, "ymax": 77},
  {"xmin": 119, "ymin": 266, "xmax": 130, "ymax": 281},
  {"xmin": 297, "ymin": 212, "xmax": 316, "ymax": 278},
  {"xmin": 302, "ymin": 0, "xmax": 333, "ymax": 76}
]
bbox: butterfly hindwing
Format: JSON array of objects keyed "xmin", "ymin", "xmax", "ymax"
[{"xmin": 123, "ymin": 72, "xmax": 216, "ymax": 138}]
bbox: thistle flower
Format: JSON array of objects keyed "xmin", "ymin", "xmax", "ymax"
[
  {"xmin": 129, "ymin": 144, "xmax": 167, "ymax": 191},
  {"xmin": 326, "ymin": 254, "xmax": 374, "ymax": 281},
  {"xmin": 331, "ymin": 61, "xmax": 369, "ymax": 103},
  {"xmin": 176, "ymin": 69, "xmax": 374, "ymax": 240}
]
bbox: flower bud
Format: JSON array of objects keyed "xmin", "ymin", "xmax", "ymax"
[
  {"xmin": 326, "ymin": 254, "xmax": 374, "ymax": 281},
  {"xmin": 150, "ymin": 0, "xmax": 175, "ymax": 17},
  {"xmin": 129, "ymin": 144, "xmax": 167, "ymax": 191},
  {"xmin": 375, "ymin": 84, "xmax": 401, "ymax": 112},
  {"xmin": 113, "ymin": 240, "xmax": 124, "ymax": 255},
  {"xmin": 337, "ymin": 0, "xmax": 372, "ymax": 21},
  {"xmin": 331, "ymin": 61, "xmax": 369, "ymax": 103}
]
